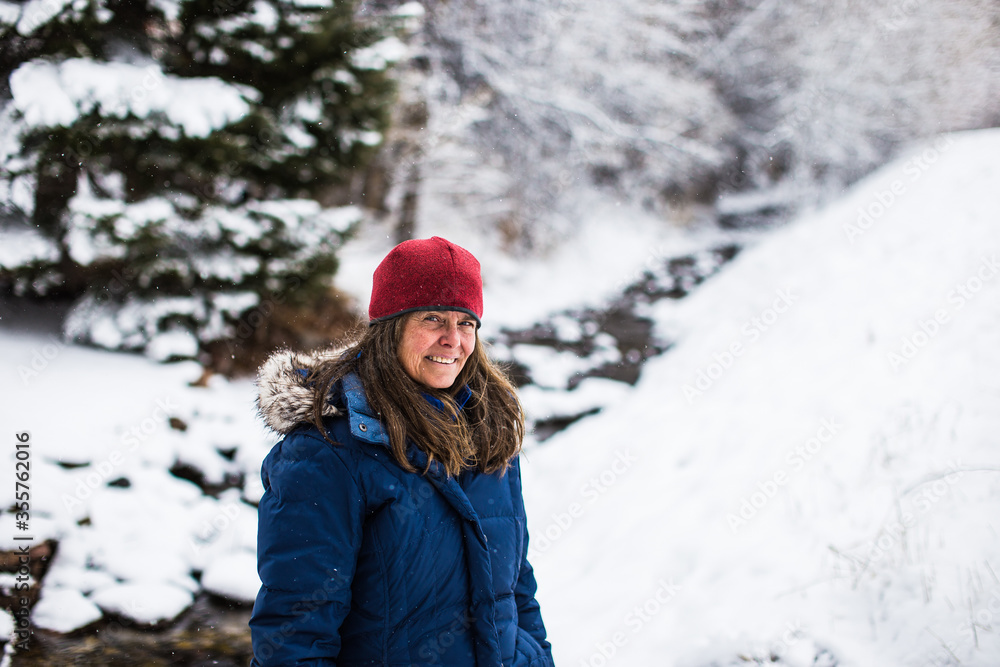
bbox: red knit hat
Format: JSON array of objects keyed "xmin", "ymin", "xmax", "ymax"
[{"xmin": 368, "ymin": 236, "xmax": 483, "ymax": 325}]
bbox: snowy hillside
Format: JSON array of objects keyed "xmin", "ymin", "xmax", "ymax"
[{"xmin": 523, "ymin": 130, "xmax": 1000, "ymax": 666}]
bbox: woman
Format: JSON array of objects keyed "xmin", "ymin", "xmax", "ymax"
[{"xmin": 249, "ymin": 236, "xmax": 554, "ymax": 666}]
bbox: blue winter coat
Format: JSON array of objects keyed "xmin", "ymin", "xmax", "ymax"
[{"xmin": 250, "ymin": 357, "xmax": 554, "ymax": 667}]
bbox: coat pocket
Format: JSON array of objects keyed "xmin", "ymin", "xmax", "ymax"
[{"xmin": 513, "ymin": 626, "xmax": 554, "ymax": 667}]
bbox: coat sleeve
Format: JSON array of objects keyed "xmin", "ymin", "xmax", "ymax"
[
  {"xmin": 511, "ymin": 458, "xmax": 555, "ymax": 662},
  {"xmin": 249, "ymin": 431, "xmax": 365, "ymax": 666}
]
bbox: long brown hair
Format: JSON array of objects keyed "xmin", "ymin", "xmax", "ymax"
[{"xmin": 308, "ymin": 315, "xmax": 524, "ymax": 476}]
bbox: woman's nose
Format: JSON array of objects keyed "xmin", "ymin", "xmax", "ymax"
[{"xmin": 438, "ymin": 322, "xmax": 460, "ymax": 346}]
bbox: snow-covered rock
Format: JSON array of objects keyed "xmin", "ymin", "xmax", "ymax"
[
  {"xmin": 200, "ymin": 551, "xmax": 260, "ymax": 604},
  {"xmin": 31, "ymin": 588, "xmax": 103, "ymax": 633},
  {"xmin": 0, "ymin": 607, "xmax": 13, "ymax": 638},
  {"xmin": 89, "ymin": 583, "xmax": 193, "ymax": 625}
]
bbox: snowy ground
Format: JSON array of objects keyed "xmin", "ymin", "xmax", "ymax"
[
  {"xmin": 0, "ymin": 329, "xmax": 271, "ymax": 633},
  {"xmin": 1, "ymin": 129, "xmax": 999, "ymax": 666},
  {"xmin": 522, "ymin": 130, "xmax": 1000, "ymax": 667}
]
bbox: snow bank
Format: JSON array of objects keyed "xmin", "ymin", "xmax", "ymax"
[{"xmin": 524, "ymin": 130, "xmax": 1000, "ymax": 666}]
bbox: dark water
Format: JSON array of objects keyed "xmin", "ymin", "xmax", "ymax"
[{"xmin": 12, "ymin": 595, "xmax": 252, "ymax": 667}]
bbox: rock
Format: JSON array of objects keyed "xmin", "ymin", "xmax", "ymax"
[
  {"xmin": 31, "ymin": 587, "xmax": 103, "ymax": 633},
  {"xmin": 90, "ymin": 582, "xmax": 193, "ymax": 626}
]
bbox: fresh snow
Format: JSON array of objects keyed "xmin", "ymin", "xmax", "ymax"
[
  {"xmin": 145, "ymin": 330, "xmax": 200, "ymax": 363},
  {"xmin": 31, "ymin": 587, "xmax": 103, "ymax": 633},
  {"xmin": 522, "ymin": 130, "xmax": 1000, "ymax": 666},
  {"xmin": 149, "ymin": 0, "xmax": 181, "ymax": 22},
  {"xmin": 0, "ymin": 333, "xmax": 273, "ymax": 629},
  {"xmin": 511, "ymin": 338, "xmax": 621, "ymax": 389},
  {"xmin": 52, "ymin": 194, "xmax": 360, "ymax": 356},
  {"xmin": 89, "ymin": 582, "xmax": 194, "ymax": 625},
  {"xmin": 0, "ymin": 2, "xmax": 21, "ymax": 27},
  {"xmin": 9, "ymin": 59, "xmax": 254, "ymax": 137},
  {"xmin": 0, "ymin": 608, "xmax": 11, "ymax": 643},
  {"xmin": 350, "ymin": 37, "xmax": 408, "ymax": 71},
  {"xmin": 0, "ymin": 130, "xmax": 998, "ymax": 665},
  {"xmin": 0, "ymin": 227, "xmax": 60, "ymax": 269},
  {"xmin": 201, "ymin": 550, "xmax": 261, "ymax": 603},
  {"xmin": 518, "ymin": 377, "xmax": 631, "ymax": 429},
  {"xmin": 12, "ymin": 0, "xmax": 73, "ymax": 35}
]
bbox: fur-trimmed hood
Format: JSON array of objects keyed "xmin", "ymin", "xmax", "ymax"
[{"xmin": 255, "ymin": 347, "xmax": 347, "ymax": 434}]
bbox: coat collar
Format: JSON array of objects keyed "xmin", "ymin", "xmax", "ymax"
[
  {"xmin": 255, "ymin": 345, "xmax": 471, "ymax": 440},
  {"xmin": 340, "ymin": 371, "xmax": 391, "ymax": 446},
  {"xmin": 255, "ymin": 347, "xmax": 346, "ymax": 434},
  {"xmin": 337, "ymin": 373, "xmax": 485, "ymax": 531},
  {"xmin": 340, "ymin": 374, "xmax": 473, "ymax": 447}
]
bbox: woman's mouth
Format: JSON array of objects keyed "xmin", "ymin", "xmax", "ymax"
[{"xmin": 427, "ymin": 355, "xmax": 457, "ymax": 365}]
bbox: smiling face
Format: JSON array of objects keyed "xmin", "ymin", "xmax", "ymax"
[{"xmin": 397, "ymin": 310, "xmax": 478, "ymax": 389}]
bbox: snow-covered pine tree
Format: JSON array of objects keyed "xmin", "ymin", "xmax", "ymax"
[{"xmin": 0, "ymin": 0, "xmax": 400, "ymax": 364}]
